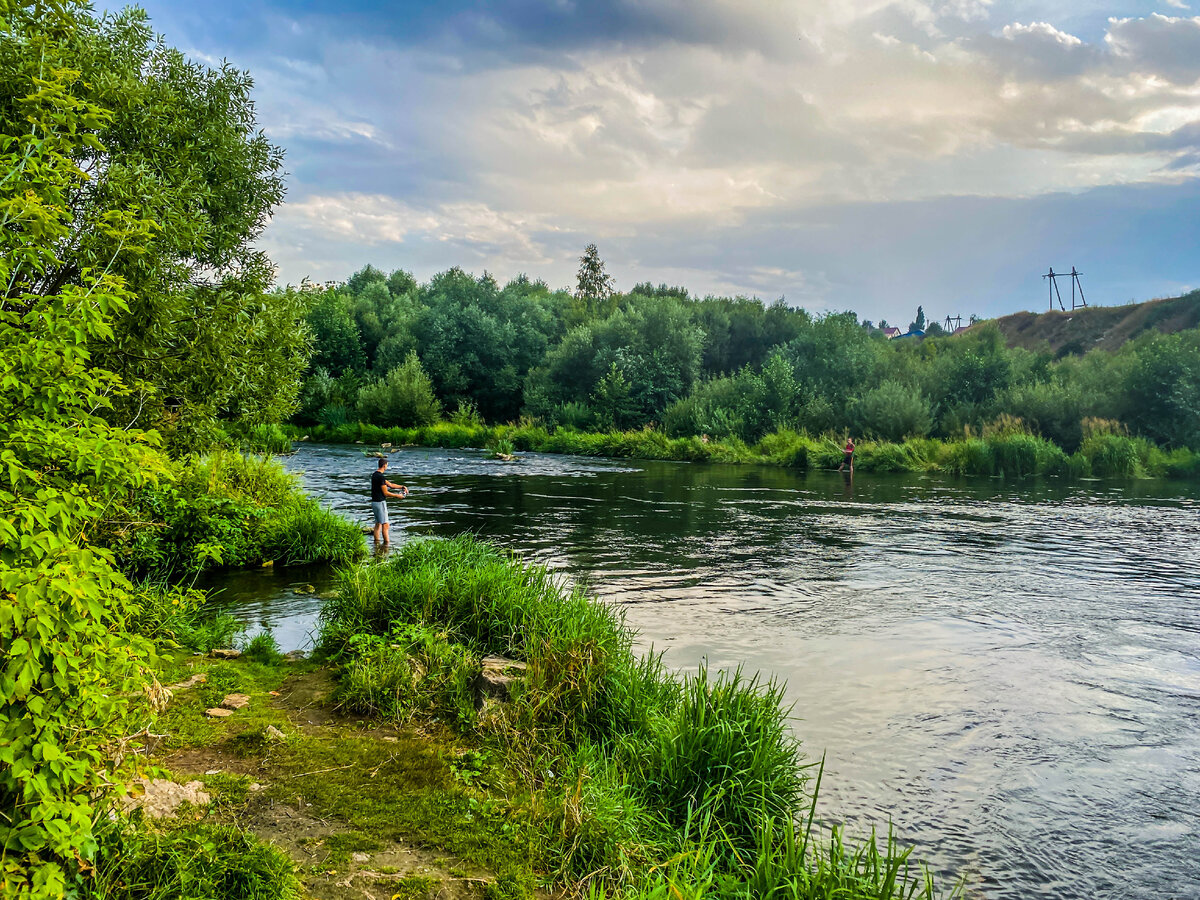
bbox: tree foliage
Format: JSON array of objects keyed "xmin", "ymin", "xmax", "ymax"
[
  {"xmin": 0, "ymin": 9, "xmax": 163, "ymax": 892},
  {"xmin": 298, "ymin": 254, "xmax": 1200, "ymax": 457},
  {"xmin": 0, "ymin": 0, "xmax": 301, "ymax": 451}
]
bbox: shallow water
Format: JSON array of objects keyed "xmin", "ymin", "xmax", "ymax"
[{"xmin": 206, "ymin": 443, "xmax": 1200, "ymax": 899}]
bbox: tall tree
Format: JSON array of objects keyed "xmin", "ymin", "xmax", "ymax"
[
  {"xmin": 0, "ymin": 1, "xmax": 300, "ymax": 449},
  {"xmin": 575, "ymin": 243, "xmax": 615, "ymax": 317}
]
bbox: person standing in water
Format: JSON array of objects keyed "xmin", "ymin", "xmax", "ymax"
[
  {"xmin": 370, "ymin": 457, "xmax": 408, "ymax": 544},
  {"xmin": 838, "ymin": 437, "xmax": 855, "ymax": 473}
]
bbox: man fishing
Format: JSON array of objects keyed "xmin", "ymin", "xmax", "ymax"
[
  {"xmin": 370, "ymin": 457, "xmax": 408, "ymax": 544},
  {"xmin": 838, "ymin": 437, "xmax": 855, "ymax": 473}
]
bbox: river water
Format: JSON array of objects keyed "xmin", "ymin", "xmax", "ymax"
[{"xmin": 208, "ymin": 443, "xmax": 1200, "ymax": 900}]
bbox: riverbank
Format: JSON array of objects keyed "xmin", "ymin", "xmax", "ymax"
[
  {"xmin": 279, "ymin": 421, "xmax": 1200, "ymax": 480},
  {"xmin": 97, "ymin": 536, "xmax": 958, "ymax": 900}
]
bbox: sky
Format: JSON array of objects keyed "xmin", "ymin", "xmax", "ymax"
[{"xmin": 98, "ymin": 0, "xmax": 1200, "ymax": 322}]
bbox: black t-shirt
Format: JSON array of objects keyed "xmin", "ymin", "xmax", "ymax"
[{"xmin": 371, "ymin": 470, "xmax": 387, "ymax": 502}]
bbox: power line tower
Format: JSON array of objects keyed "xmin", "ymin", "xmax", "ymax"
[
  {"xmin": 943, "ymin": 314, "xmax": 962, "ymax": 332},
  {"xmin": 1043, "ymin": 267, "xmax": 1088, "ymax": 311}
]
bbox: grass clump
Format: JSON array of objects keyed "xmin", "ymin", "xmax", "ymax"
[
  {"xmin": 333, "ymin": 624, "xmax": 477, "ymax": 728},
  {"xmin": 84, "ymin": 822, "xmax": 301, "ymax": 900}
]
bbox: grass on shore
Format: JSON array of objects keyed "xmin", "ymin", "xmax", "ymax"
[
  {"xmin": 106, "ymin": 449, "xmax": 365, "ymax": 580},
  {"xmin": 320, "ymin": 535, "xmax": 959, "ymax": 899},
  {"xmin": 286, "ymin": 421, "xmax": 1200, "ymax": 480}
]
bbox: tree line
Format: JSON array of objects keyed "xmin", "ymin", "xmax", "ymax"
[{"xmin": 296, "ymin": 254, "xmax": 1200, "ymax": 453}]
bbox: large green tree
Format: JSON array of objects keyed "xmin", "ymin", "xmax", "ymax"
[
  {"xmin": 1, "ymin": 6, "xmax": 163, "ymax": 894},
  {"xmin": 0, "ymin": 0, "xmax": 301, "ymax": 449}
]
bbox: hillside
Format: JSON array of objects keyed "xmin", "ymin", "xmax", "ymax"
[{"xmin": 981, "ymin": 290, "xmax": 1200, "ymax": 355}]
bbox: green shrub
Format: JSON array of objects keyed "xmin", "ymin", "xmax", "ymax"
[
  {"xmin": 357, "ymin": 350, "xmax": 441, "ymax": 426},
  {"xmin": 231, "ymin": 423, "xmax": 293, "ymax": 455},
  {"xmin": 849, "ymin": 381, "xmax": 933, "ymax": 442},
  {"xmin": 107, "ymin": 452, "xmax": 363, "ymax": 577},
  {"xmin": 242, "ymin": 631, "xmax": 285, "ymax": 666},
  {"xmin": 130, "ymin": 584, "xmax": 241, "ymax": 653},
  {"xmin": 333, "ymin": 625, "xmax": 477, "ymax": 728}
]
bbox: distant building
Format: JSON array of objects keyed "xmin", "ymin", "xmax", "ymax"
[
  {"xmin": 882, "ymin": 326, "xmax": 902, "ymax": 339},
  {"xmin": 894, "ymin": 327, "xmax": 925, "ymax": 340},
  {"xmin": 952, "ymin": 325, "xmax": 970, "ymax": 335}
]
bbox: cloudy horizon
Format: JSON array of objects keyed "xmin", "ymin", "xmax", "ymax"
[{"xmin": 100, "ymin": 0, "xmax": 1200, "ymax": 322}]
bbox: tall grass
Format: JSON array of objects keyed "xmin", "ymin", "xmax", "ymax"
[
  {"xmin": 84, "ymin": 822, "xmax": 300, "ymax": 900},
  {"xmin": 321, "ymin": 536, "xmax": 952, "ymax": 898},
  {"xmin": 286, "ymin": 420, "xmax": 1200, "ymax": 481}
]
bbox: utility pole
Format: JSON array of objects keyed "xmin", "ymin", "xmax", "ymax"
[{"xmin": 1043, "ymin": 267, "xmax": 1088, "ymax": 311}]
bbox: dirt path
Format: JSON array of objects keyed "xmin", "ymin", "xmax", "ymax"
[{"xmin": 147, "ymin": 661, "xmax": 522, "ymax": 900}]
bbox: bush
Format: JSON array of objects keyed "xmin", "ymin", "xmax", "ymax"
[
  {"xmin": 849, "ymin": 381, "xmax": 933, "ymax": 442},
  {"xmin": 333, "ymin": 624, "xmax": 477, "ymax": 728},
  {"xmin": 107, "ymin": 452, "xmax": 363, "ymax": 578},
  {"xmin": 357, "ymin": 350, "xmax": 441, "ymax": 426},
  {"xmin": 242, "ymin": 631, "xmax": 285, "ymax": 665}
]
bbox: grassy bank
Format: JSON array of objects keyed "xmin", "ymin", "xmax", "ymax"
[
  {"xmin": 86, "ymin": 535, "xmax": 960, "ymax": 899},
  {"xmin": 285, "ymin": 420, "xmax": 1200, "ymax": 480},
  {"xmin": 103, "ymin": 449, "xmax": 365, "ymax": 580},
  {"xmin": 318, "ymin": 535, "xmax": 958, "ymax": 899}
]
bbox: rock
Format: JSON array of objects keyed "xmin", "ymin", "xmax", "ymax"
[
  {"xmin": 380, "ymin": 442, "xmax": 393, "ymax": 449},
  {"xmin": 211, "ymin": 648, "xmax": 241, "ymax": 659},
  {"xmin": 476, "ymin": 655, "xmax": 527, "ymax": 704},
  {"xmin": 166, "ymin": 672, "xmax": 207, "ymax": 691},
  {"xmin": 264, "ymin": 725, "xmax": 288, "ymax": 742},
  {"xmin": 205, "ymin": 707, "xmax": 234, "ymax": 718},
  {"xmin": 261, "ymin": 560, "xmax": 274, "ymax": 567},
  {"xmin": 120, "ymin": 779, "xmax": 210, "ymax": 819},
  {"xmin": 355, "ymin": 440, "xmax": 364, "ymax": 444},
  {"xmin": 300, "ymin": 434, "xmax": 310, "ymax": 441},
  {"xmin": 249, "ymin": 782, "xmax": 264, "ymax": 791},
  {"xmin": 351, "ymin": 852, "xmax": 371, "ymax": 864},
  {"xmin": 220, "ymin": 693, "xmax": 250, "ymax": 710},
  {"xmin": 284, "ymin": 649, "xmax": 307, "ymax": 661}
]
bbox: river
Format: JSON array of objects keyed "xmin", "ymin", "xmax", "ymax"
[{"xmin": 206, "ymin": 442, "xmax": 1200, "ymax": 900}]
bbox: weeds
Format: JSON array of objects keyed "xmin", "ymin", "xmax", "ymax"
[{"xmin": 84, "ymin": 822, "xmax": 301, "ymax": 900}]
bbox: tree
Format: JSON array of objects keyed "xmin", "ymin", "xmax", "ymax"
[
  {"xmin": 592, "ymin": 363, "xmax": 637, "ymax": 430},
  {"xmin": 0, "ymin": 2, "xmax": 300, "ymax": 447},
  {"xmin": 849, "ymin": 381, "xmax": 933, "ymax": 441},
  {"xmin": 575, "ymin": 243, "xmax": 615, "ymax": 316},
  {"xmin": 1, "ymin": 13, "xmax": 161, "ymax": 892},
  {"xmin": 357, "ymin": 351, "xmax": 441, "ymax": 426},
  {"xmin": 910, "ymin": 306, "xmax": 926, "ymax": 332},
  {"xmin": 307, "ymin": 290, "xmax": 365, "ymax": 374}
]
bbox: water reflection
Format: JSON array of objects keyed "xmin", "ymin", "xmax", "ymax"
[{"xmin": 204, "ymin": 443, "xmax": 1200, "ymax": 900}]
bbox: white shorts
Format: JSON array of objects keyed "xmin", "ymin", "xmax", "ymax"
[{"xmin": 371, "ymin": 501, "xmax": 389, "ymax": 525}]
